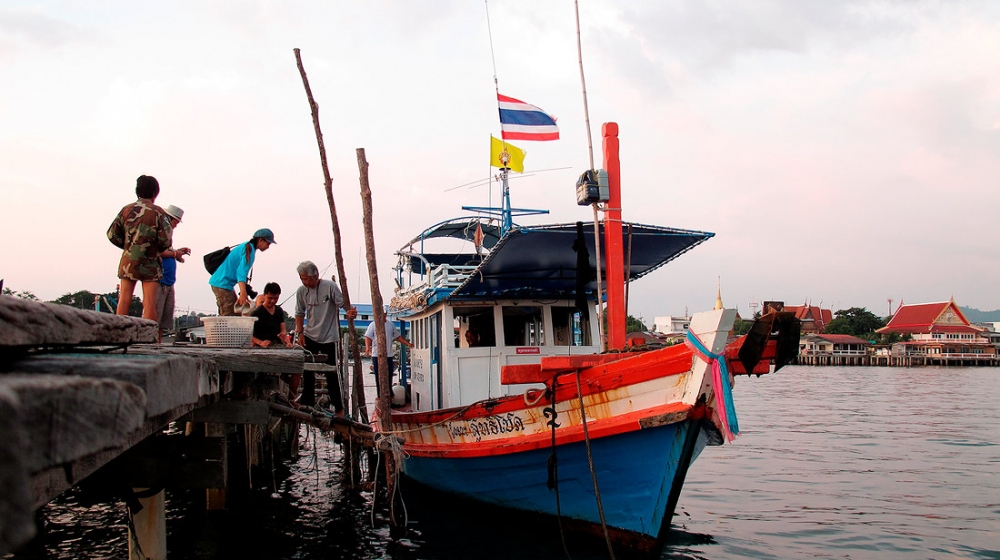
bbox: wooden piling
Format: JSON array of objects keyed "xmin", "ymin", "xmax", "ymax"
[
  {"xmin": 128, "ymin": 488, "xmax": 166, "ymax": 560},
  {"xmin": 293, "ymin": 47, "xmax": 369, "ymax": 429},
  {"xmin": 356, "ymin": 147, "xmax": 402, "ymax": 531}
]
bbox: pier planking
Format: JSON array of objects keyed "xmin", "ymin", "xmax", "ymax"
[{"xmin": 0, "ymin": 297, "xmax": 360, "ymax": 557}]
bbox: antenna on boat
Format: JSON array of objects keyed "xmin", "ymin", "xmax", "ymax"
[
  {"xmin": 573, "ymin": 0, "xmax": 607, "ymax": 351},
  {"xmin": 481, "ymin": 1, "xmax": 550, "ymax": 236}
]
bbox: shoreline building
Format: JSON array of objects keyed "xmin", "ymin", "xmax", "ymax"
[
  {"xmin": 783, "ymin": 304, "xmax": 833, "ymax": 335},
  {"xmin": 798, "ymin": 333, "xmax": 871, "ymax": 366},
  {"xmin": 876, "ymin": 299, "xmax": 997, "ymax": 363}
]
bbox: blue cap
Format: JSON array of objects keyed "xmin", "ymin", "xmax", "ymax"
[{"xmin": 254, "ymin": 228, "xmax": 276, "ymax": 244}]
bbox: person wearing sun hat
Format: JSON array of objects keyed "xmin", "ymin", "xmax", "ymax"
[
  {"xmin": 155, "ymin": 205, "xmax": 191, "ymax": 342},
  {"xmin": 208, "ymin": 228, "xmax": 276, "ymax": 316}
]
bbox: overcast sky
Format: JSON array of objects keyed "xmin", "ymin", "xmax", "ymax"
[{"xmin": 2, "ymin": 0, "xmax": 998, "ymax": 323}]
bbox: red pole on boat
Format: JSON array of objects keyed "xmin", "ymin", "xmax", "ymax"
[{"xmin": 602, "ymin": 122, "xmax": 626, "ymax": 350}]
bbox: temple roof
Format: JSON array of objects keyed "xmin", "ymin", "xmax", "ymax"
[{"xmin": 876, "ymin": 299, "xmax": 980, "ymax": 334}]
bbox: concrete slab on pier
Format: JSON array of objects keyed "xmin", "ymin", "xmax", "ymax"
[
  {"xmin": 0, "ymin": 298, "xmax": 223, "ymax": 555},
  {"xmin": 130, "ymin": 345, "xmax": 304, "ymax": 374},
  {"xmin": 6, "ymin": 353, "xmax": 218, "ymax": 416},
  {"xmin": 0, "ymin": 297, "xmax": 157, "ymax": 347}
]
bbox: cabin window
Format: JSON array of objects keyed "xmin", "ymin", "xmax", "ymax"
[
  {"xmin": 502, "ymin": 306, "xmax": 544, "ymax": 346},
  {"xmin": 453, "ymin": 306, "xmax": 496, "ymax": 347},
  {"xmin": 551, "ymin": 306, "xmax": 592, "ymax": 346},
  {"xmin": 413, "ymin": 318, "xmax": 424, "ymax": 349}
]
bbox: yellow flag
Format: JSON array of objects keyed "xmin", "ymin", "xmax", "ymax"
[{"xmin": 490, "ymin": 135, "xmax": 526, "ymax": 173}]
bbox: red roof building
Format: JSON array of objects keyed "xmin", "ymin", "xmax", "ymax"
[
  {"xmin": 783, "ymin": 305, "xmax": 833, "ymax": 334},
  {"xmin": 876, "ymin": 298, "xmax": 995, "ymax": 360}
]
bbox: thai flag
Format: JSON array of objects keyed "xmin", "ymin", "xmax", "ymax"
[{"xmin": 498, "ymin": 94, "xmax": 559, "ymax": 141}]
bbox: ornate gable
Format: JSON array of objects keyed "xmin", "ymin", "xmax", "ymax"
[{"xmin": 933, "ymin": 300, "xmax": 969, "ymax": 327}]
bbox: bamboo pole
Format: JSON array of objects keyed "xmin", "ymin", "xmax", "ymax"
[
  {"xmin": 293, "ymin": 48, "xmax": 369, "ymax": 424},
  {"xmin": 355, "ymin": 148, "xmax": 401, "ymax": 530}
]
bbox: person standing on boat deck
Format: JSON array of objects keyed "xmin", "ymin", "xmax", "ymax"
[
  {"xmin": 208, "ymin": 228, "xmax": 275, "ymax": 316},
  {"xmin": 364, "ymin": 317, "xmax": 413, "ymax": 399},
  {"xmin": 107, "ymin": 175, "xmax": 172, "ymax": 320},
  {"xmin": 155, "ymin": 205, "xmax": 191, "ymax": 343},
  {"xmin": 294, "ymin": 261, "xmax": 357, "ymax": 414}
]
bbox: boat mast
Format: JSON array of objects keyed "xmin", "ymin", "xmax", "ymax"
[
  {"xmin": 574, "ymin": 0, "xmax": 607, "ymax": 350},
  {"xmin": 500, "ymin": 167, "xmax": 512, "ymax": 235},
  {"xmin": 602, "ymin": 123, "xmax": 626, "ymax": 349}
]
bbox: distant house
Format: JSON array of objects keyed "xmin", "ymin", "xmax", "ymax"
[
  {"xmin": 783, "ymin": 304, "xmax": 833, "ymax": 334},
  {"xmin": 974, "ymin": 321, "xmax": 1000, "ymax": 344},
  {"xmin": 876, "ymin": 299, "xmax": 996, "ymax": 360},
  {"xmin": 653, "ymin": 315, "xmax": 690, "ymax": 335},
  {"xmin": 800, "ymin": 334, "xmax": 869, "ymax": 357},
  {"xmin": 626, "ymin": 331, "xmax": 670, "ymax": 348}
]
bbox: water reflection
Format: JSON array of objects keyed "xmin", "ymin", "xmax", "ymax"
[{"xmin": 6, "ymin": 366, "xmax": 1000, "ymax": 559}]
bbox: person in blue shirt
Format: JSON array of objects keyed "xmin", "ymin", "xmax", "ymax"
[
  {"xmin": 156, "ymin": 205, "xmax": 190, "ymax": 342},
  {"xmin": 208, "ymin": 228, "xmax": 275, "ymax": 316}
]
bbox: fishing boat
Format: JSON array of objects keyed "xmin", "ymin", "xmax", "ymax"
[{"xmin": 377, "ymin": 124, "xmax": 799, "ymax": 554}]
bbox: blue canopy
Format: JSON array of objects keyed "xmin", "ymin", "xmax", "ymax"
[{"xmin": 448, "ymin": 222, "xmax": 713, "ymax": 300}]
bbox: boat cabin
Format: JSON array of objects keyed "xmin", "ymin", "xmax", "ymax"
[
  {"xmin": 390, "ymin": 216, "xmax": 714, "ymax": 412},
  {"xmin": 402, "ymin": 298, "xmax": 599, "ymax": 411}
]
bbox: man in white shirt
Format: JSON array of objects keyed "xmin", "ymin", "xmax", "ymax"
[
  {"xmin": 293, "ymin": 261, "xmax": 357, "ymax": 414},
  {"xmin": 364, "ymin": 316, "xmax": 413, "ymax": 399}
]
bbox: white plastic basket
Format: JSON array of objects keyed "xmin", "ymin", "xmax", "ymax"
[{"xmin": 201, "ymin": 316, "xmax": 257, "ymax": 348}]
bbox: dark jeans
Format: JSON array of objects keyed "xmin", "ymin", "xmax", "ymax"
[
  {"xmin": 372, "ymin": 357, "xmax": 395, "ymax": 399},
  {"xmin": 301, "ymin": 336, "xmax": 343, "ymax": 413}
]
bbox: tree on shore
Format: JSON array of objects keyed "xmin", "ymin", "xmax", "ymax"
[
  {"xmin": 2, "ymin": 287, "xmax": 38, "ymax": 300},
  {"xmin": 602, "ymin": 310, "xmax": 648, "ymax": 334},
  {"xmin": 825, "ymin": 307, "xmax": 885, "ymax": 340},
  {"xmin": 732, "ymin": 311, "xmax": 761, "ymax": 336},
  {"xmin": 51, "ymin": 289, "xmax": 142, "ymax": 316},
  {"xmin": 626, "ymin": 314, "xmax": 647, "ymax": 333}
]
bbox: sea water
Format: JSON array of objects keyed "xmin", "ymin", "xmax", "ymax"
[{"xmin": 7, "ymin": 366, "xmax": 999, "ymax": 559}]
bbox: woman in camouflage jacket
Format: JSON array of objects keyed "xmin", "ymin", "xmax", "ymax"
[{"xmin": 107, "ymin": 175, "xmax": 172, "ymax": 320}]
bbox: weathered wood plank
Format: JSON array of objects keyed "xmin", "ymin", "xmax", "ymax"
[
  {"xmin": 129, "ymin": 345, "xmax": 304, "ymax": 374},
  {"xmin": 30, "ymin": 400, "xmax": 209, "ymax": 508},
  {"xmin": 0, "ymin": 385, "xmax": 35, "ymax": 556},
  {"xmin": 302, "ymin": 362, "xmax": 338, "ymax": 372},
  {"xmin": 0, "ymin": 375, "xmax": 146, "ymax": 473},
  {"xmin": 0, "ymin": 297, "xmax": 157, "ymax": 347},
  {"xmin": 5, "ymin": 353, "xmax": 218, "ymax": 417}
]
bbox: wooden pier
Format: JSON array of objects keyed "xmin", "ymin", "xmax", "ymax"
[
  {"xmin": 0, "ymin": 297, "xmax": 377, "ymax": 558},
  {"xmin": 795, "ymin": 353, "xmax": 1000, "ymax": 367}
]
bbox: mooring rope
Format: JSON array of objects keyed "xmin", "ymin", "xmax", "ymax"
[
  {"xmin": 576, "ymin": 371, "xmax": 617, "ymax": 560},
  {"xmin": 370, "ymin": 432, "xmax": 410, "ymax": 529},
  {"xmin": 524, "ymin": 387, "xmax": 547, "ymax": 407},
  {"xmin": 544, "ymin": 382, "xmax": 573, "ymax": 559},
  {"xmin": 377, "ymin": 402, "xmax": 478, "ymax": 436}
]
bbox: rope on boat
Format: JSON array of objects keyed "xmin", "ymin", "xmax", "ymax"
[
  {"xmin": 576, "ymin": 371, "xmax": 617, "ymax": 560},
  {"xmin": 542, "ymin": 381, "xmax": 573, "ymax": 559},
  {"xmin": 372, "ymin": 431, "xmax": 409, "ymax": 529},
  {"xmin": 524, "ymin": 387, "xmax": 547, "ymax": 406},
  {"xmin": 686, "ymin": 330, "xmax": 740, "ymax": 441},
  {"xmin": 379, "ymin": 403, "xmax": 478, "ymax": 436},
  {"xmin": 389, "ymin": 290, "xmax": 428, "ymax": 312}
]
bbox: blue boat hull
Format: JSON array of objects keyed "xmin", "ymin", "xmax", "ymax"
[{"xmin": 401, "ymin": 418, "xmax": 704, "ymax": 544}]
